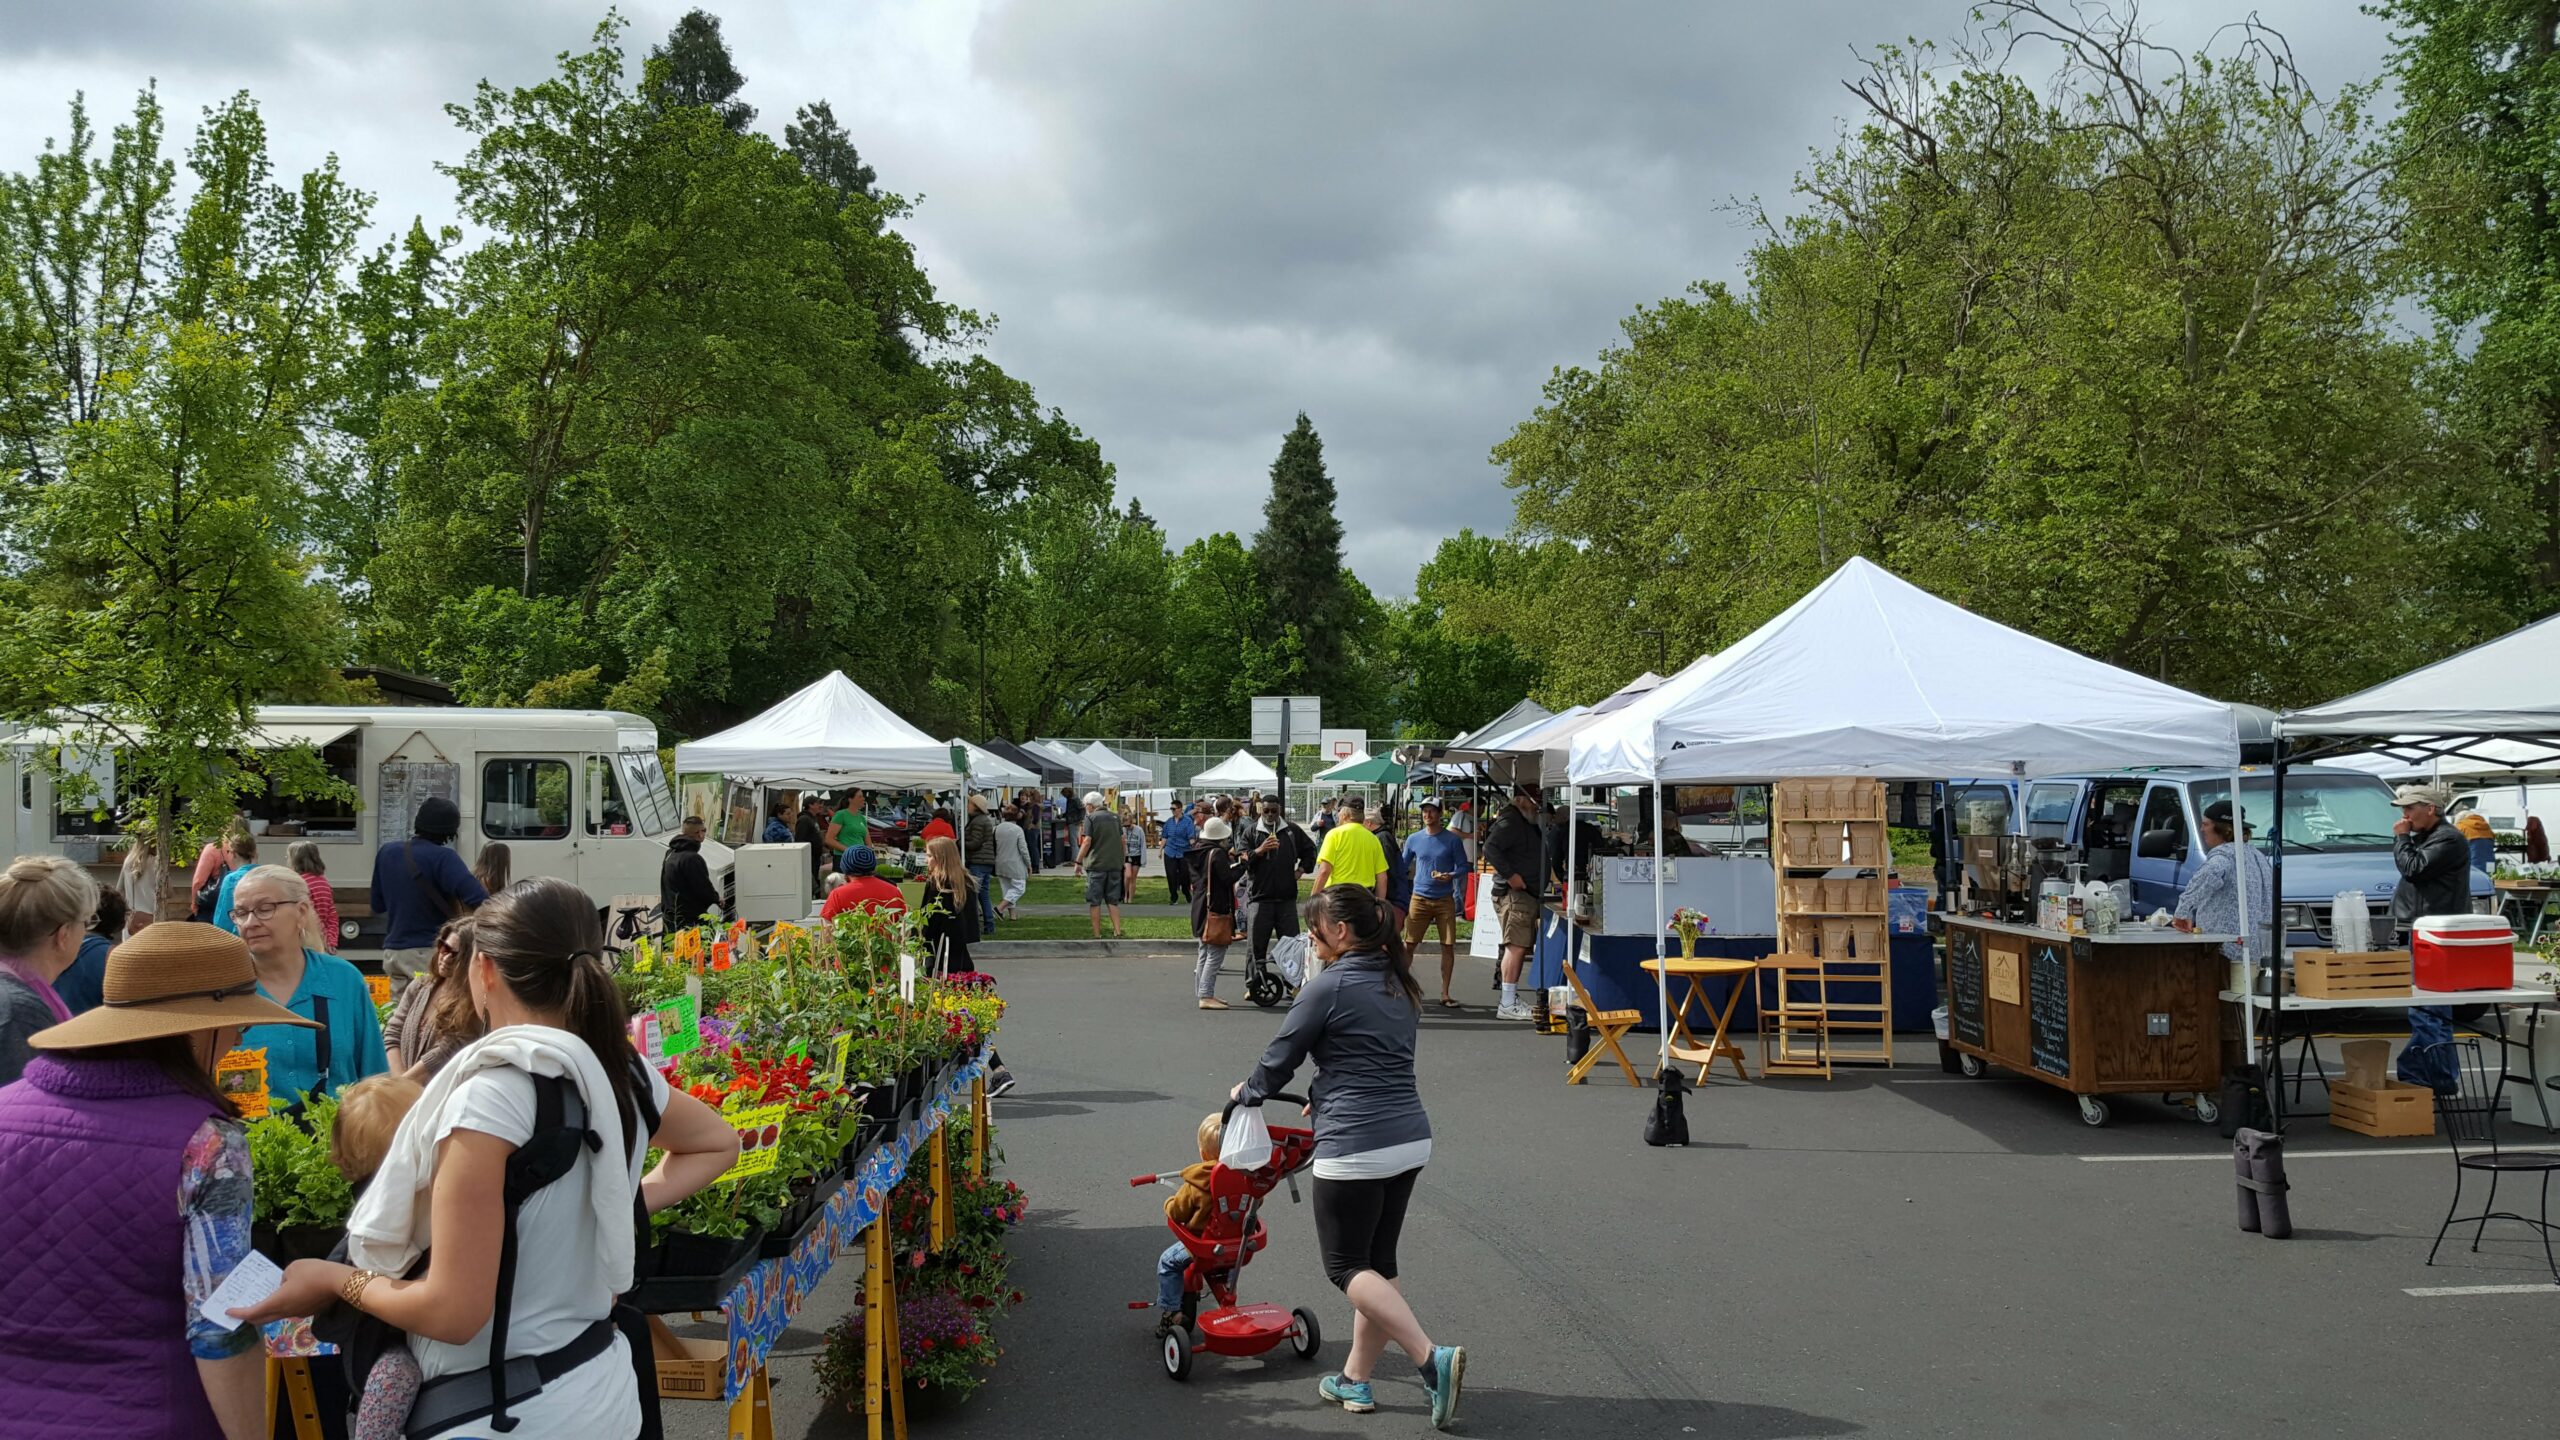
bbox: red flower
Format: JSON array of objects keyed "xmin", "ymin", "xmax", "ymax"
[{"xmin": 919, "ymin": 1338, "xmax": 934, "ymax": 1351}]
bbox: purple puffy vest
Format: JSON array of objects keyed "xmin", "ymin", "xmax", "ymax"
[{"xmin": 0, "ymin": 1054, "xmax": 228, "ymax": 1440}]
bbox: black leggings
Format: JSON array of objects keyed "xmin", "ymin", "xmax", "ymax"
[
  {"xmin": 1312, "ymin": 1168, "xmax": 1420, "ymax": 1290},
  {"xmin": 1249, "ymin": 894, "xmax": 1300, "ymax": 963}
]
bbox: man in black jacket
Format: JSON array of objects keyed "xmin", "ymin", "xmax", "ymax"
[
  {"xmin": 662, "ymin": 816, "xmax": 723, "ymax": 931},
  {"xmin": 2391, "ymin": 781, "xmax": 2475, "ymax": 1091},
  {"xmin": 1244, "ymin": 796, "xmax": 1315, "ymax": 970},
  {"xmin": 1481, "ymin": 785, "xmax": 1547, "ymax": 1021}
]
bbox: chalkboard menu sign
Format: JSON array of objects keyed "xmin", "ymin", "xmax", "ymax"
[
  {"xmin": 1948, "ymin": 927, "xmax": 1987, "ymax": 1048},
  {"xmin": 2029, "ymin": 940, "xmax": 2071, "ymax": 1078}
]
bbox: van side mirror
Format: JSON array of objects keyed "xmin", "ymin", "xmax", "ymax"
[{"xmin": 2137, "ymin": 829, "xmax": 2184, "ymax": 860}]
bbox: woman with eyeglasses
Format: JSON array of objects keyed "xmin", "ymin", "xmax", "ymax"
[{"xmin": 230, "ymin": 864, "xmax": 388, "ymax": 1106}]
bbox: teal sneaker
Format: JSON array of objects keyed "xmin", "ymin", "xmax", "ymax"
[
  {"xmin": 1425, "ymin": 1345, "xmax": 1466, "ymax": 1431},
  {"xmin": 1319, "ymin": 1373, "xmax": 1377, "ymax": 1413}
]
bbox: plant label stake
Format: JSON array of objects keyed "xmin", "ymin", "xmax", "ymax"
[{"xmin": 899, "ymin": 952, "xmax": 916, "ymax": 1005}]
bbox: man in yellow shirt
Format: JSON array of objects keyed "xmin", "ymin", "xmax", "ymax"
[{"xmin": 1311, "ymin": 795, "xmax": 1389, "ymax": 899}]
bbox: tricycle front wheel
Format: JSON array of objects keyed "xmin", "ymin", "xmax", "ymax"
[
  {"xmin": 1162, "ymin": 1326, "xmax": 1193, "ymax": 1380},
  {"xmin": 1290, "ymin": 1306, "xmax": 1322, "ymax": 1360}
]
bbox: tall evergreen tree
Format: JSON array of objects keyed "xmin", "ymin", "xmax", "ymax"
[
  {"xmin": 647, "ymin": 9, "xmax": 754, "ymax": 131},
  {"xmin": 1253, "ymin": 412, "xmax": 1353, "ymax": 700},
  {"xmin": 784, "ymin": 100, "xmax": 876, "ymax": 207}
]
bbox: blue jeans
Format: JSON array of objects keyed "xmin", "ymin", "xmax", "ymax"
[
  {"xmin": 2398, "ymin": 1006, "xmax": 2458, "ymax": 1090},
  {"xmin": 1156, "ymin": 1240, "xmax": 1192, "ymax": 1311},
  {"xmin": 969, "ymin": 864, "xmax": 996, "ymax": 934}
]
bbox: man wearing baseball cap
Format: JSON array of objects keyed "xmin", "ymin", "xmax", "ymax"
[
  {"xmin": 1077, "ymin": 791, "xmax": 1127, "ymax": 938},
  {"xmin": 2391, "ymin": 780, "xmax": 2474, "ymax": 1092}
]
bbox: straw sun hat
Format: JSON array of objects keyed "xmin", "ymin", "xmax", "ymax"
[{"xmin": 30, "ymin": 923, "xmax": 316, "ymax": 1049}]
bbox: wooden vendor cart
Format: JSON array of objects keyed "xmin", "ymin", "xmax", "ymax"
[{"xmin": 1940, "ymin": 915, "xmax": 2231, "ymax": 1127}]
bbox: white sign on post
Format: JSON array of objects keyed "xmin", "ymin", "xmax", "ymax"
[
  {"xmin": 1250, "ymin": 695, "xmax": 1322, "ymax": 749},
  {"xmin": 899, "ymin": 951, "xmax": 917, "ymax": 1003},
  {"xmin": 1321, "ymin": 728, "xmax": 1368, "ymax": 762}
]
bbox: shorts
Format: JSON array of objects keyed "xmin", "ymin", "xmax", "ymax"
[
  {"xmin": 1312, "ymin": 1168, "xmax": 1421, "ymax": 1290},
  {"xmin": 383, "ymin": 946, "xmax": 437, "ymax": 985},
  {"xmin": 1404, "ymin": 894, "xmax": 1458, "ymax": 945},
  {"xmin": 1086, "ymin": 869, "xmax": 1127, "ymax": 906},
  {"xmin": 1495, "ymin": 888, "xmax": 1540, "ymax": 950}
]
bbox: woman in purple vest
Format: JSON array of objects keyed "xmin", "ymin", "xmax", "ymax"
[{"xmin": 0, "ymin": 922, "xmax": 321, "ymax": 1440}]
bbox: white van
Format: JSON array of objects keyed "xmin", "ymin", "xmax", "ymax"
[
  {"xmin": 3, "ymin": 706, "xmax": 719, "ymax": 943},
  {"xmin": 2450, "ymin": 782, "xmax": 2560, "ymax": 842}
]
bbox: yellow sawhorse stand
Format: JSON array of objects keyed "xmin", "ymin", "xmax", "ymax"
[
  {"xmin": 265, "ymin": 1355, "xmax": 324, "ymax": 1440},
  {"xmin": 863, "ymin": 1205, "xmax": 909, "ymax": 1440}
]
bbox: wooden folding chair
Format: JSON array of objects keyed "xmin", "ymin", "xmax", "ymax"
[{"xmin": 1565, "ymin": 962, "xmax": 1642, "ymax": 1087}]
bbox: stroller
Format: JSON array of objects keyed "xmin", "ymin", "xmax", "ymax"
[
  {"xmin": 1128, "ymin": 1094, "xmax": 1323, "ymax": 1379},
  {"xmin": 1244, "ymin": 931, "xmax": 1308, "ymax": 1009}
]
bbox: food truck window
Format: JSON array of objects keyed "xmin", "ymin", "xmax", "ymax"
[
  {"xmin": 585, "ymin": 757, "xmax": 632, "ymax": 836},
  {"xmin": 242, "ymin": 735, "xmax": 362, "ymax": 840},
  {"xmin": 483, "ymin": 759, "xmax": 573, "ymax": 839},
  {"xmin": 617, "ymin": 750, "xmax": 679, "ymax": 835}
]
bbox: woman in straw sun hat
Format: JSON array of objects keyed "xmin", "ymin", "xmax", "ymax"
[{"xmin": 0, "ymin": 923, "xmax": 319, "ymax": 1440}]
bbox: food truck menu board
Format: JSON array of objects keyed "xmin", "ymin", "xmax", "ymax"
[
  {"xmin": 1947, "ymin": 927, "xmax": 1987, "ymax": 1048},
  {"xmin": 378, "ymin": 760, "xmax": 460, "ymax": 850},
  {"xmin": 2029, "ymin": 939, "xmax": 2071, "ymax": 1079}
]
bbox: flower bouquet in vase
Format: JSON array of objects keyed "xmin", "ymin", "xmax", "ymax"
[{"xmin": 1668, "ymin": 907, "xmax": 1710, "ymax": 961}]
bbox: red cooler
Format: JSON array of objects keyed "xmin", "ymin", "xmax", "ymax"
[{"xmin": 2412, "ymin": 915, "xmax": 2514, "ymax": 991}]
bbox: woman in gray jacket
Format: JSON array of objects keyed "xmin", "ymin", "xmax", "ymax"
[{"xmin": 1233, "ymin": 884, "xmax": 1465, "ymax": 1429}]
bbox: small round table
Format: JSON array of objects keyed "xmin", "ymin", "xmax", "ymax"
[{"xmin": 1639, "ymin": 956, "xmax": 1758, "ymax": 1084}]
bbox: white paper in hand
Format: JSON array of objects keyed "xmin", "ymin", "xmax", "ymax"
[{"xmin": 199, "ymin": 1250, "xmax": 283, "ymax": 1330}]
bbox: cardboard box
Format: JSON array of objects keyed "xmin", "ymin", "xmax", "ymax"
[{"xmin": 649, "ymin": 1315, "xmax": 728, "ymax": 1401}]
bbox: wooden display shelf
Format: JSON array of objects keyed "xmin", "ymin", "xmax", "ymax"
[{"xmin": 1769, "ymin": 782, "xmax": 1897, "ymax": 1071}]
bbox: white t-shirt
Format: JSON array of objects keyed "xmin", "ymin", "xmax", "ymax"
[
  {"xmin": 411, "ymin": 1059, "xmax": 671, "ymax": 1439},
  {"xmin": 1311, "ymin": 1136, "xmax": 1432, "ymax": 1182}
]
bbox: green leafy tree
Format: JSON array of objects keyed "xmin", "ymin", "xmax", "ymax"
[
  {"xmin": 1485, "ymin": 4, "xmax": 2510, "ymax": 708},
  {"xmin": 2379, "ymin": 0, "xmax": 2560, "ymax": 599},
  {"xmin": 785, "ymin": 100, "xmax": 877, "ymax": 207},
  {"xmin": 1387, "ymin": 531, "xmax": 1546, "ymax": 736},
  {"xmin": 0, "ymin": 90, "xmax": 361, "ymax": 899}
]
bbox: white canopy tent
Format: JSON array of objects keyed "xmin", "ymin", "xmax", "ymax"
[
  {"xmin": 1195, "ymin": 749, "xmax": 1280, "ymax": 790},
  {"xmin": 1078, "ymin": 741, "xmax": 1155, "ymax": 789},
  {"xmin": 951, "ymin": 739, "xmax": 1037, "ymax": 789},
  {"xmin": 1440, "ymin": 698, "xmax": 1555, "ymax": 761},
  {"xmin": 674, "ymin": 671, "xmax": 960, "ymax": 789},
  {"xmin": 1023, "ymin": 740, "xmax": 1106, "ymax": 787},
  {"xmin": 1566, "ymin": 557, "xmax": 2244, "ymax": 1070},
  {"xmin": 2282, "ymin": 614, "xmax": 2560, "ymax": 779}
]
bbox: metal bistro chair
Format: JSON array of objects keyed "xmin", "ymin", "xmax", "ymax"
[{"xmin": 2423, "ymin": 1039, "xmax": 2560, "ymax": 1284}]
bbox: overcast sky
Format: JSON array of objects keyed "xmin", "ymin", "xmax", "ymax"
[{"xmin": 0, "ymin": 1, "xmax": 2398, "ymax": 595}]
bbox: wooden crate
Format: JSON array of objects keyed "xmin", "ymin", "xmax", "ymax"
[
  {"xmin": 2330, "ymin": 1078, "xmax": 2435, "ymax": 1138},
  {"xmin": 2293, "ymin": 949, "xmax": 2412, "ymax": 999}
]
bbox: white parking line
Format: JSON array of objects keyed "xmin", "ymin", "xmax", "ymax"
[
  {"xmin": 2404, "ymin": 1284, "xmax": 2560, "ymax": 1297},
  {"xmin": 2077, "ymin": 1149, "xmax": 2434, "ymax": 1163}
]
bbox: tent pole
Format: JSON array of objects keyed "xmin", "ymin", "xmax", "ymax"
[
  {"xmin": 1563, "ymin": 780, "xmax": 1580, "ymax": 1003},
  {"xmin": 1652, "ymin": 779, "xmax": 1669, "ymax": 1078},
  {"xmin": 2229, "ymin": 767, "xmax": 2255, "ymax": 1062},
  {"xmin": 2268, "ymin": 749, "xmax": 2288, "ymax": 1130}
]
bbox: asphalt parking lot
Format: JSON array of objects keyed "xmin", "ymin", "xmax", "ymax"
[{"xmin": 668, "ymin": 946, "xmax": 2560, "ymax": 1439}]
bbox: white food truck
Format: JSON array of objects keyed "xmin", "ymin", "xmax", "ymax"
[{"xmin": 3, "ymin": 706, "xmax": 721, "ymax": 944}]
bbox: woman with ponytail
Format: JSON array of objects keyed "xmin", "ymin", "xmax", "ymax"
[
  {"xmin": 1232, "ymin": 884, "xmax": 1464, "ymax": 1429},
  {"xmin": 237, "ymin": 877, "xmax": 739, "ymax": 1438}
]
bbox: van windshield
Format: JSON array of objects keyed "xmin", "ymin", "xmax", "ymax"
[{"xmin": 2190, "ymin": 776, "xmax": 2402, "ymax": 852}]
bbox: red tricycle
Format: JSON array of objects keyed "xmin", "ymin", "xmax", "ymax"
[{"xmin": 1128, "ymin": 1094, "xmax": 1323, "ymax": 1380}]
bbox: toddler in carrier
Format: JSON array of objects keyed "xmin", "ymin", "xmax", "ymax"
[
  {"xmin": 330, "ymin": 1074, "xmax": 426, "ymax": 1440},
  {"xmin": 1152, "ymin": 1113, "xmax": 1226, "ymax": 1335}
]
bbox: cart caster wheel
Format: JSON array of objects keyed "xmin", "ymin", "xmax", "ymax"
[
  {"xmin": 2078, "ymin": 1096, "xmax": 2111, "ymax": 1127},
  {"xmin": 1290, "ymin": 1306, "xmax": 1322, "ymax": 1360},
  {"xmin": 1247, "ymin": 970, "xmax": 1284, "ymax": 1008},
  {"xmin": 2193, "ymin": 1096, "xmax": 2222, "ymax": 1126},
  {"xmin": 1162, "ymin": 1326, "xmax": 1193, "ymax": 1380},
  {"xmin": 1958, "ymin": 1053, "xmax": 1987, "ymax": 1079}
]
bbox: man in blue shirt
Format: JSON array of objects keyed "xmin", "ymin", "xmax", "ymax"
[
  {"xmin": 1161, "ymin": 802, "xmax": 1199, "ymax": 905},
  {"xmin": 1401, "ymin": 800, "xmax": 1472, "ymax": 1008},
  {"xmin": 368, "ymin": 797, "xmax": 489, "ymax": 985}
]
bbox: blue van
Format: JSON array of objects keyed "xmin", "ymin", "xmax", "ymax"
[{"xmin": 1940, "ymin": 767, "xmax": 2491, "ymax": 947}]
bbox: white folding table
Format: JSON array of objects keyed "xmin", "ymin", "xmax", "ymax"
[{"xmin": 2220, "ymin": 982, "xmax": 2557, "ymax": 1132}]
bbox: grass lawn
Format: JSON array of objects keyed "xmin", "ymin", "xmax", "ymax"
[
  {"xmin": 983, "ymin": 914, "xmax": 1200, "ymax": 941},
  {"xmin": 1018, "ymin": 873, "xmax": 1176, "ymax": 906}
]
